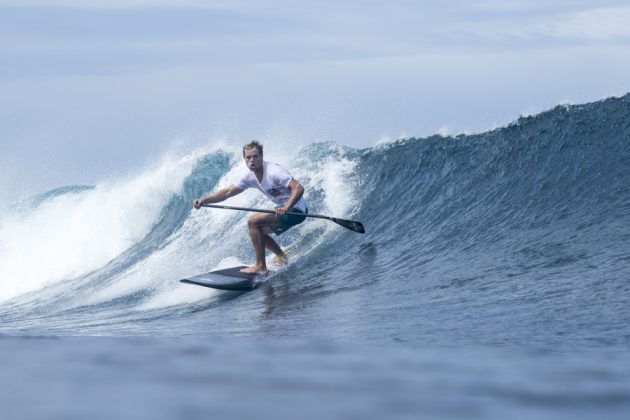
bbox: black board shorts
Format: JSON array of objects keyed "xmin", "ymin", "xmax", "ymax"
[{"xmin": 273, "ymin": 206, "xmax": 308, "ymax": 235}]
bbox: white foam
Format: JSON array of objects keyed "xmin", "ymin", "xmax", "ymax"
[
  {"xmin": 83, "ymin": 161, "xmax": 261, "ymax": 310},
  {"xmin": 303, "ymin": 154, "xmax": 358, "ymax": 217},
  {"xmin": 438, "ymin": 126, "xmax": 451, "ymax": 137},
  {"xmin": 0, "ymin": 151, "xmax": 200, "ymax": 302}
]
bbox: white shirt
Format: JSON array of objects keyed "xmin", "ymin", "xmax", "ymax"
[{"xmin": 234, "ymin": 161, "xmax": 308, "ymax": 212}]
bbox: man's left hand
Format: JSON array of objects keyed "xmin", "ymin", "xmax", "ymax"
[{"xmin": 275, "ymin": 207, "xmax": 289, "ymax": 216}]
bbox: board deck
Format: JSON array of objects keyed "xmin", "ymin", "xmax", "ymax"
[{"xmin": 180, "ymin": 266, "xmax": 260, "ymax": 291}]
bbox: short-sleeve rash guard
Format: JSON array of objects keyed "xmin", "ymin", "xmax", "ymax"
[{"xmin": 234, "ymin": 161, "xmax": 307, "ymax": 212}]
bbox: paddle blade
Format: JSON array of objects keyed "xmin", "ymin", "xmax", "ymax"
[{"xmin": 332, "ymin": 218, "xmax": 365, "ymax": 234}]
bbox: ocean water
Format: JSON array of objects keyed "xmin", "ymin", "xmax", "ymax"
[{"xmin": 1, "ymin": 94, "xmax": 630, "ymax": 419}]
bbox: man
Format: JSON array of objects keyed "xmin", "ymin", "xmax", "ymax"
[{"xmin": 193, "ymin": 140, "xmax": 308, "ymax": 275}]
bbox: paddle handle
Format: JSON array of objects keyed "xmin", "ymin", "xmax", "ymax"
[{"xmin": 201, "ymin": 203, "xmax": 297, "ymax": 216}]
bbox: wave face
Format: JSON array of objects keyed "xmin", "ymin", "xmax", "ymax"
[{"xmin": 1, "ymin": 95, "xmax": 630, "ymax": 348}]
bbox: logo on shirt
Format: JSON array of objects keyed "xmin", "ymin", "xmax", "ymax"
[{"xmin": 266, "ymin": 188, "xmax": 283, "ymax": 198}]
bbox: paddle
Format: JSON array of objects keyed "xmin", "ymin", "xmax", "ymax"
[{"xmin": 201, "ymin": 203, "xmax": 365, "ymax": 234}]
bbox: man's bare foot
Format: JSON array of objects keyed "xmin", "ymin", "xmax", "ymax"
[
  {"xmin": 272, "ymin": 254, "xmax": 288, "ymax": 267},
  {"xmin": 240, "ymin": 264, "xmax": 269, "ymax": 276}
]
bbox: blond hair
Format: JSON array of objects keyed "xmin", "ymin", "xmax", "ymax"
[{"xmin": 242, "ymin": 140, "xmax": 263, "ymax": 157}]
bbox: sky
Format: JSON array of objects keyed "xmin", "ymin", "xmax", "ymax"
[{"xmin": 2, "ymin": 0, "xmax": 630, "ymax": 200}]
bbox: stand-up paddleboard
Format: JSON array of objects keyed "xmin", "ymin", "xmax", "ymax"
[{"xmin": 180, "ymin": 266, "xmax": 261, "ymax": 291}]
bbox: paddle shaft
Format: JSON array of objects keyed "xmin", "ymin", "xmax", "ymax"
[{"xmin": 200, "ymin": 203, "xmax": 365, "ymax": 233}]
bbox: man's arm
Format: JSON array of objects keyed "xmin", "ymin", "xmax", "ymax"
[
  {"xmin": 193, "ymin": 185, "xmax": 244, "ymax": 209},
  {"xmin": 277, "ymin": 178, "xmax": 304, "ymax": 215}
]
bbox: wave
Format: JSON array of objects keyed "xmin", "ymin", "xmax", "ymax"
[
  {"xmin": 359, "ymin": 94, "xmax": 630, "ymax": 247},
  {"xmin": 1, "ymin": 94, "xmax": 629, "ymax": 338}
]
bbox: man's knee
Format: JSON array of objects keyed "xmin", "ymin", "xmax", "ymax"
[
  {"xmin": 247, "ymin": 213, "xmax": 279, "ymax": 233},
  {"xmin": 247, "ymin": 213, "xmax": 269, "ymax": 227}
]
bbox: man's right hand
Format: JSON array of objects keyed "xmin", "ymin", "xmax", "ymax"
[{"xmin": 193, "ymin": 199, "xmax": 202, "ymax": 209}]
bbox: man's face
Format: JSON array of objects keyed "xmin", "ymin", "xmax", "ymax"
[{"xmin": 243, "ymin": 147, "xmax": 263, "ymax": 172}]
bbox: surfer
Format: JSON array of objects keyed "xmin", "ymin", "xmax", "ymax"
[{"xmin": 193, "ymin": 140, "xmax": 308, "ymax": 275}]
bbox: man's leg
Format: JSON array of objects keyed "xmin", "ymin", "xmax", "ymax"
[
  {"xmin": 264, "ymin": 235, "xmax": 288, "ymax": 265},
  {"xmin": 241, "ymin": 212, "xmax": 280, "ymax": 274},
  {"xmin": 264, "ymin": 235, "xmax": 284, "ymax": 257}
]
